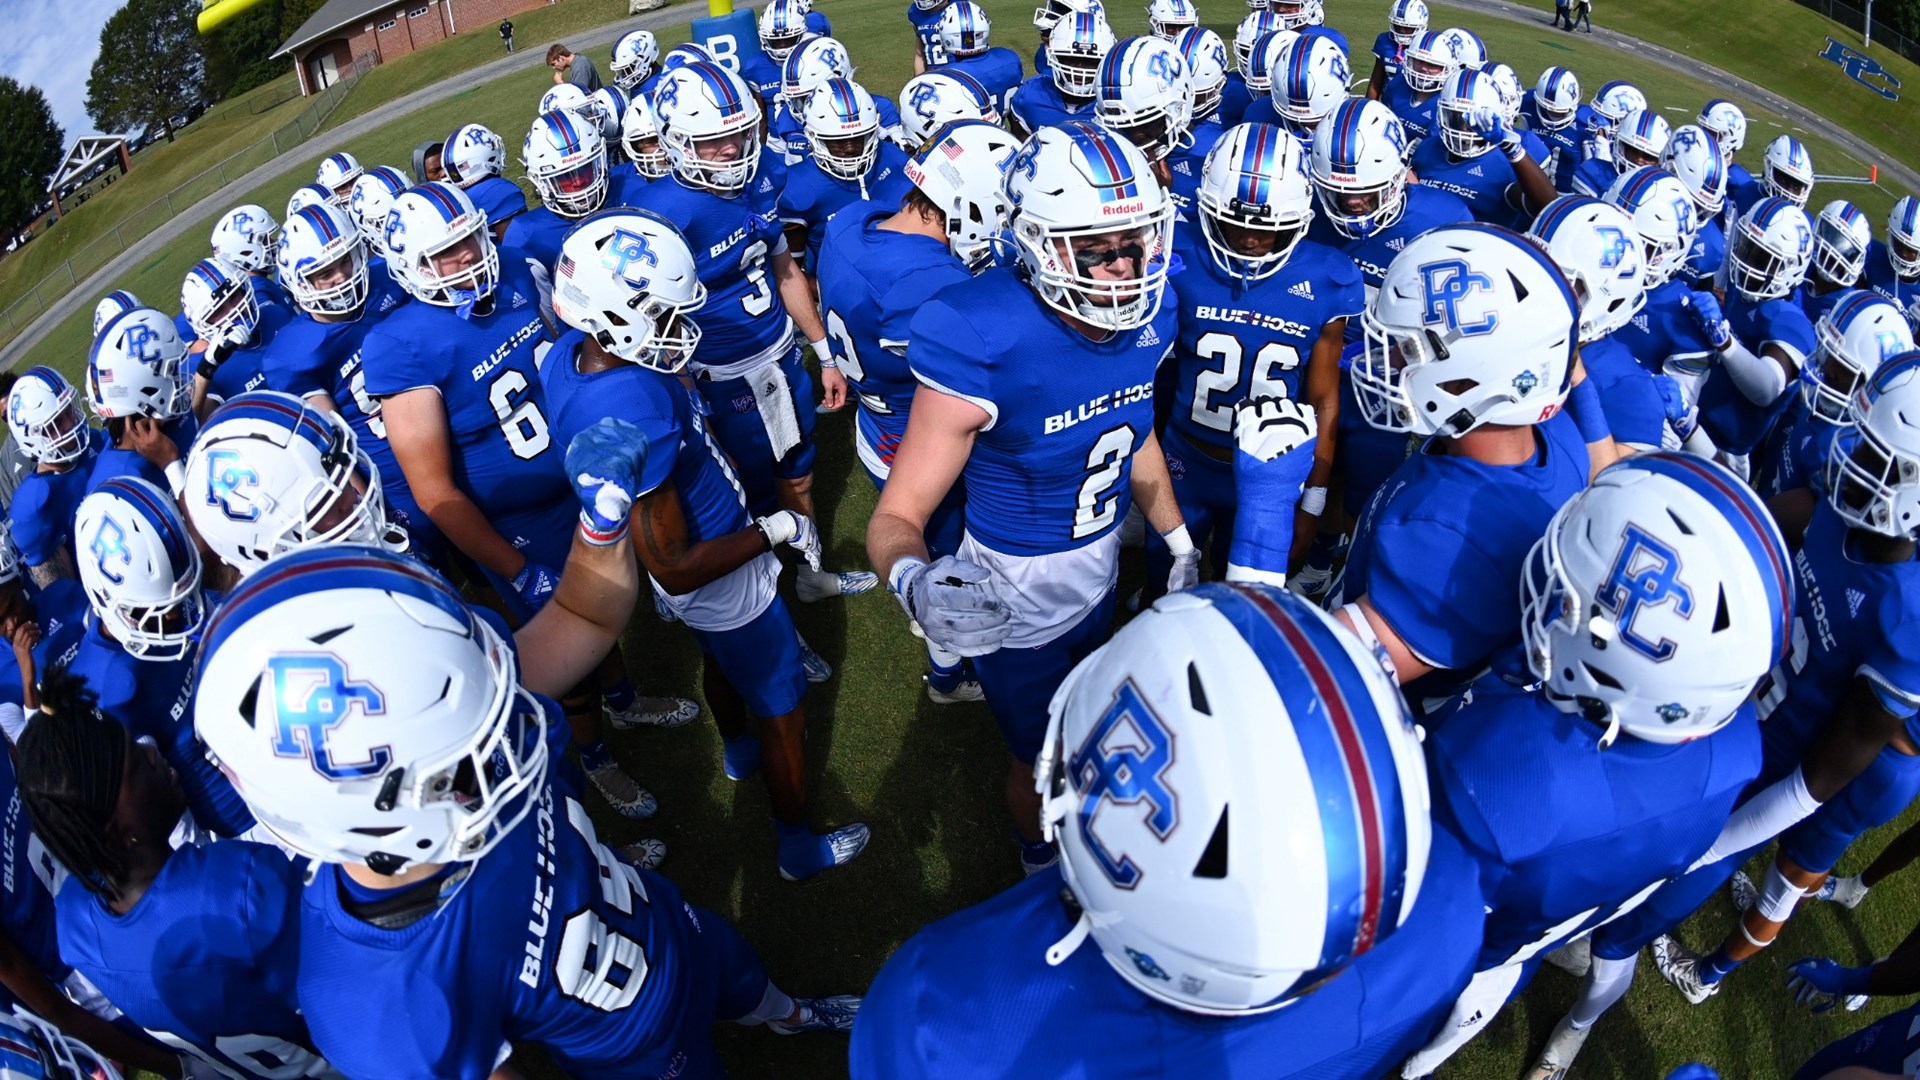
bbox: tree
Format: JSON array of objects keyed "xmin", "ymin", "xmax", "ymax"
[
  {"xmin": 0, "ymin": 79, "xmax": 63, "ymax": 244},
  {"xmin": 85, "ymin": 0, "xmax": 208, "ymax": 143},
  {"xmin": 202, "ymin": 0, "xmax": 290, "ymax": 100}
]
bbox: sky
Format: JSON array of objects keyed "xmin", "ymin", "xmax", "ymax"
[{"xmin": 0, "ymin": 0, "xmax": 121, "ymax": 145}]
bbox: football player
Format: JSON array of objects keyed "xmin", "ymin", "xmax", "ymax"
[
  {"xmin": 5, "ymin": 366, "xmax": 102, "ymax": 587},
  {"xmin": 609, "ymin": 28, "xmax": 662, "ymax": 96},
  {"xmin": 780, "ymin": 79, "xmax": 914, "ymax": 269},
  {"xmin": 1519, "ymin": 66, "xmax": 1581, "ymax": 191},
  {"xmin": 314, "ymin": 151, "xmax": 363, "ymax": 207},
  {"xmin": 1574, "ymin": 80, "xmax": 1644, "ymax": 170},
  {"xmin": 1865, "ymin": 195, "xmax": 1919, "ymax": 311},
  {"xmin": 180, "ymin": 257, "xmax": 289, "ymax": 418},
  {"xmin": 1756, "ymin": 292, "xmax": 1912, "ymax": 502},
  {"xmin": 344, "ymin": 165, "xmax": 411, "ymax": 279},
  {"xmin": 1730, "ymin": 134, "xmax": 1815, "ymax": 220},
  {"xmin": 817, "ymin": 120, "xmax": 1019, "ymax": 703},
  {"xmin": 637, "ymin": 62, "xmax": 877, "ymax": 607},
  {"xmin": 545, "ymin": 212, "xmax": 868, "ymax": 881},
  {"xmin": 442, "ymin": 124, "xmax": 526, "ymax": 242},
  {"xmin": 1405, "ymin": 453, "xmax": 1787, "ymax": 1076},
  {"xmin": 1030, "ymin": 0, "xmax": 1104, "ymax": 75},
  {"xmin": 850, "ymin": 584, "xmax": 1485, "ymax": 1078},
  {"xmin": 1570, "ymin": 106, "xmax": 1668, "ymax": 198},
  {"xmin": 1661, "ymin": 124, "xmax": 1730, "ymax": 289},
  {"xmin": 1244, "ymin": 32, "xmax": 1349, "ymax": 138},
  {"xmin": 909, "ymin": 0, "xmax": 954, "ymax": 72},
  {"xmin": 83, "ymin": 308, "xmax": 197, "ymax": 498},
  {"xmin": 1092, "ymin": 35, "xmax": 1193, "ymax": 190},
  {"xmin": 1331, "ymin": 225, "xmax": 1590, "ymax": 723},
  {"xmin": 1380, "ymin": 28, "xmax": 1460, "ymax": 151},
  {"xmin": 1160, "ymin": 124, "xmax": 1359, "ymax": 596},
  {"xmin": 772, "ymin": 39, "xmax": 908, "ymax": 167},
  {"xmin": 1804, "ymin": 199, "xmax": 1874, "ymax": 322},
  {"xmin": 1367, "ymin": 0, "xmax": 1427, "ymax": 100},
  {"xmin": 507, "ymin": 110, "xmax": 647, "ymax": 270},
  {"xmin": 1407, "ymin": 67, "xmax": 1557, "ymax": 225},
  {"xmin": 0, "ymin": 525, "xmax": 85, "ymax": 717},
  {"xmin": 930, "ymin": 1, "xmax": 1023, "ymax": 107},
  {"xmin": 20, "ymin": 667, "xmax": 336, "ymax": 1080},
  {"xmin": 1173, "ymin": 26, "xmax": 1233, "ymax": 149},
  {"xmin": 1009, "ymin": 12, "xmax": 1112, "ymax": 137},
  {"xmin": 90, "ymin": 289, "xmax": 142, "ymax": 340},
  {"xmin": 208, "ymin": 203, "xmax": 292, "ymax": 309},
  {"xmin": 194, "ymin": 499, "xmax": 861, "ymax": 1077},
  {"xmin": 1698, "ymin": 98, "xmax": 1753, "ymax": 225},
  {"xmin": 1147, "ymin": 0, "xmax": 1199, "ymax": 40},
  {"xmin": 867, "ymin": 123, "xmax": 1190, "ymax": 872},
  {"xmin": 1602, "ymin": 166, "xmax": 1715, "ymax": 386}
]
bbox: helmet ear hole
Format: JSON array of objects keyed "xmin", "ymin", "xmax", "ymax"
[{"xmin": 1191, "ymin": 807, "xmax": 1229, "ymax": 879}]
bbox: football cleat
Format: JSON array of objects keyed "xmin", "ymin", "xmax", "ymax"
[
  {"xmin": 587, "ymin": 761, "xmax": 659, "ymax": 819},
  {"xmin": 797, "ymin": 634, "xmax": 833, "ymax": 683},
  {"xmin": 926, "ymin": 671, "xmax": 985, "ymax": 703},
  {"xmin": 1543, "ymin": 935, "xmax": 1592, "ymax": 977},
  {"xmin": 797, "ymin": 567, "xmax": 880, "ymax": 602},
  {"xmin": 768, "ymin": 995, "xmax": 863, "ymax": 1034},
  {"xmin": 778, "ymin": 823, "xmax": 872, "ymax": 881},
  {"xmin": 606, "ymin": 695, "xmax": 700, "ymax": 730},
  {"xmin": 620, "ymin": 838, "xmax": 667, "ymax": 869},
  {"xmin": 1818, "ymin": 874, "xmax": 1870, "ymax": 909},
  {"xmin": 1525, "ymin": 1015, "xmax": 1592, "ymax": 1080},
  {"xmin": 1730, "ymin": 870, "xmax": 1757, "ymax": 913},
  {"xmin": 1652, "ymin": 935, "xmax": 1720, "ymax": 1004}
]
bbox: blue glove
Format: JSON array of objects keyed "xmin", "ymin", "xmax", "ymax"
[
  {"xmin": 1228, "ymin": 397, "xmax": 1318, "ymax": 584},
  {"xmin": 1685, "ymin": 290, "xmax": 1734, "ymax": 351},
  {"xmin": 564, "ymin": 417, "xmax": 651, "ymax": 544},
  {"xmin": 1786, "ymin": 957, "xmax": 1872, "ymax": 1012},
  {"xmin": 509, "ymin": 561, "xmax": 562, "ymax": 612},
  {"xmin": 1653, "ymin": 374, "xmax": 1698, "ymax": 443}
]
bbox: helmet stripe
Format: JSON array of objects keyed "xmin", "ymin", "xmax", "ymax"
[
  {"xmin": 1061, "ymin": 122, "xmax": 1139, "ymax": 201},
  {"xmin": 1285, "ymin": 38, "xmax": 1313, "ymax": 103},
  {"xmin": 201, "ymin": 548, "xmax": 470, "ymax": 673},
  {"xmin": 693, "ymin": 60, "xmax": 745, "ymax": 116},
  {"xmin": 207, "ymin": 393, "xmax": 336, "ymax": 457},
  {"xmin": 1238, "ymin": 123, "xmax": 1275, "ymax": 206},
  {"xmin": 416, "ymin": 182, "xmax": 466, "ymax": 223},
  {"xmin": 298, "ymin": 205, "xmax": 339, "ymax": 243},
  {"xmin": 1331, "ymin": 99, "xmax": 1362, "ymax": 169},
  {"xmin": 97, "ymin": 477, "xmax": 192, "ymax": 577}
]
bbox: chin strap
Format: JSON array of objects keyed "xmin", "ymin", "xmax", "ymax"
[{"xmin": 1045, "ymin": 909, "xmax": 1095, "ymax": 967}]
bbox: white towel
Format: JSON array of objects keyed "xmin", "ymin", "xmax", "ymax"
[{"xmin": 751, "ymin": 352, "xmax": 802, "ymax": 462}]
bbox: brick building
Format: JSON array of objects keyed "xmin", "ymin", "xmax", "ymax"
[{"xmin": 274, "ymin": 0, "xmax": 551, "ymax": 96}]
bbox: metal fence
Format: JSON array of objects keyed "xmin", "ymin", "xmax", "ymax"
[
  {"xmin": 1790, "ymin": 0, "xmax": 1920, "ymax": 66},
  {"xmin": 249, "ymin": 79, "xmax": 303, "ymax": 114},
  {"xmin": 0, "ymin": 52, "xmax": 377, "ymax": 346}
]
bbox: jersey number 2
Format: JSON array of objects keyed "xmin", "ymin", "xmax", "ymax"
[{"xmin": 1073, "ymin": 426, "xmax": 1135, "ymax": 541}]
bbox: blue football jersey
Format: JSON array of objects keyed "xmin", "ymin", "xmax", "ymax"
[
  {"xmin": 504, "ymin": 174, "xmax": 651, "ymax": 271},
  {"xmin": 632, "ymin": 166, "xmax": 794, "ymax": 368},
  {"xmin": 1165, "ymin": 122, "xmax": 1226, "ymax": 220},
  {"xmin": 1167, "ymin": 228, "xmax": 1362, "ymax": 453},
  {"xmin": 1683, "ymin": 218, "xmax": 1727, "ymax": 290},
  {"xmin": 1381, "ymin": 79, "xmax": 1439, "ymax": 152},
  {"xmin": 1518, "ymin": 98, "xmax": 1582, "ymax": 191},
  {"xmin": 1796, "ymin": 1001, "xmax": 1920, "ymax": 1080},
  {"xmin": 738, "ymin": 52, "xmax": 783, "ymax": 100},
  {"xmin": 1007, "ymin": 75, "xmax": 1092, "ymax": 134},
  {"xmin": 1758, "ymin": 501, "xmax": 1920, "ymax": 753},
  {"xmin": 361, "ymin": 253, "xmax": 571, "ymax": 522},
  {"xmin": 0, "ymin": 746, "xmax": 66, "ymax": 1006},
  {"xmin": 815, "ymin": 205, "xmax": 973, "ymax": 473},
  {"xmin": 1864, "ymin": 240, "xmax": 1919, "ymax": 310},
  {"xmin": 1800, "ymin": 283, "xmax": 1852, "ymax": 327},
  {"xmin": 200, "ymin": 301, "xmax": 292, "ymax": 407},
  {"xmin": 0, "ymin": 578, "xmax": 86, "ymax": 712},
  {"xmin": 1753, "ymin": 397, "xmax": 1836, "ymax": 499},
  {"xmin": 1611, "ymin": 278, "xmax": 1716, "ymax": 375},
  {"xmin": 1335, "ymin": 415, "xmax": 1589, "ymax": 709},
  {"xmin": 85, "ymin": 415, "xmax": 200, "ymax": 497},
  {"xmin": 1432, "ymin": 683, "xmax": 1762, "ymax": 971},
  {"xmin": 1219, "ymin": 74, "xmax": 1251, "ymax": 127},
  {"xmin": 1372, "ymin": 30, "xmax": 1405, "ymax": 78},
  {"xmin": 1583, "ymin": 335, "xmax": 1671, "ymax": 450},
  {"xmin": 936, "ymin": 50, "xmax": 1025, "ymax": 108},
  {"xmin": 777, "ymin": 142, "xmax": 915, "ymax": 267},
  {"xmin": 1727, "ymin": 165, "xmax": 1764, "ymax": 225},
  {"xmin": 908, "ymin": 2, "xmax": 947, "ymax": 66},
  {"xmin": 851, "ymin": 835, "xmax": 1485, "ymax": 1080},
  {"xmin": 1239, "ymin": 96, "xmax": 1284, "ymax": 128},
  {"xmin": 56, "ymin": 840, "xmax": 325, "ymax": 1079},
  {"xmin": 907, "ymin": 268, "xmax": 1175, "ymax": 557},
  {"xmin": 300, "ymin": 772, "xmax": 719, "ymax": 1080},
  {"xmin": 468, "ymin": 176, "xmax": 529, "ymax": 227},
  {"xmin": 541, "ymin": 331, "xmax": 750, "ymax": 544},
  {"xmin": 8, "ymin": 429, "xmax": 104, "ymax": 567},
  {"xmin": 1695, "ymin": 292, "xmax": 1816, "ymax": 455},
  {"xmin": 1569, "ymin": 155, "xmax": 1623, "ymax": 200},
  {"xmin": 1308, "ymin": 185, "xmax": 1474, "ymax": 332},
  {"xmin": 67, "ymin": 617, "xmax": 254, "ymax": 837},
  {"xmin": 1408, "ymin": 139, "xmax": 1518, "ymax": 225}
]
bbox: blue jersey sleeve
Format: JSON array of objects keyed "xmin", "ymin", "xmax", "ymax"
[
  {"xmin": 906, "ymin": 297, "xmax": 1000, "ymax": 425},
  {"xmin": 8, "ymin": 476, "xmax": 62, "ymax": 566},
  {"xmin": 1864, "ymin": 604, "xmax": 1920, "ymax": 719},
  {"xmin": 1372, "ymin": 30, "xmax": 1398, "ymax": 61},
  {"xmin": 1366, "ymin": 515, "xmax": 1508, "ymax": 671}
]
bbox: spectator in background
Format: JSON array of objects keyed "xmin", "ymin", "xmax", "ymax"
[
  {"xmin": 500, "ymin": 18, "xmax": 514, "ymax": 51},
  {"xmin": 1573, "ymin": 0, "xmax": 1593, "ymax": 31},
  {"xmin": 548, "ymin": 44, "xmax": 603, "ymax": 91},
  {"xmin": 1552, "ymin": 0, "xmax": 1572, "ymax": 30}
]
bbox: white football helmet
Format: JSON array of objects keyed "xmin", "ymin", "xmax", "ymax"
[
  {"xmin": 383, "ymin": 181, "xmax": 500, "ymax": 308},
  {"xmin": 1232, "ymin": 11, "xmax": 1282, "ymax": 79},
  {"xmin": 1888, "ymin": 196, "xmax": 1920, "ymax": 279},
  {"xmin": 1198, "ymin": 123, "xmax": 1314, "ymax": 281},
  {"xmin": 91, "ymin": 290, "xmax": 141, "ymax": 339},
  {"xmin": 442, "ymin": 123, "xmax": 507, "ymax": 186},
  {"xmin": 1175, "ymin": 27, "xmax": 1230, "ymax": 120},
  {"xmin": 1034, "ymin": 0, "xmax": 1102, "ymax": 35},
  {"xmin": 0, "ymin": 1007, "xmax": 125, "ymax": 1080},
  {"xmin": 286, "ymin": 184, "xmax": 334, "ymax": 218},
  {"xmin": 898, "ymin": 70, "xmax": 1001, "ymax": 146},
  {"xmin": 1611, "ymin": 107, "xmax": 1670, "ymax": 170},
  {"xmin": 6, "ymin": 367, "xmax": 90, "ymax": 466},
  {"xmin": 525, "ymin": 109, "xmax": 609, "ymax": 218},
  {"xmin": 1007, "ymin": 121, "xmax": 1174, "ymax": 332},
  {"xmin": 1436, "ymin": 67, "xmax": 1504, "ymax": 158},
  {"xmin": 1147, "ymin": 0, "xmax": 1199, "ymax": 39},
  {"xmin": 1094, "ymin": 35, "xmax": 1193, "ymax": 162},
  {"xmin": 1813, "ymin": 198, "xmax": 1871, "ymax": 287},
  {"xmin": 1531, "ymin": 66, "xmax": 1580, "ymax": 130},
  {"xmin": 620, "ymin": 95, "xmax": 671, "ymax": 179},
  {"xmin": 1049, "ymin": 10, "xmax": 1116, "ymax": 99},
  {"xmin": 1603, "ymin": 166, "xmax": 1698, "ymax": 289},
  {"xmin": 939, "ymin": 1, "xmax": 994, "ymax": 56},
  {"xmin": 780, "ymin": 37, "xmax": 852, "ymax": 104},
  {"xmin": 1589, "ymin": 80, "xmax": 1646, "ymax": 131},
  {"xmin": 194, "ymin": 545, "xmax": 549, "ymax": 872},
  {"xmin": 1438, "ymin": 26, "xmax": 1485, "ymax": 70},
  {"xmin": 180, "ymin": 257, "xmax": 260, "ymax": 349},
  {"xmin": 1527, "ymin": 195, "xmax": 1648, "ymax": 343},
  {"xmin": 1522, "ymin": 453, "xmax": 1792, "ymax": 746},
  {"xmin": 1802, "ymin": 290, "xmax": 1915, "ymax": 422},
  {"xmin": 610, "ymin": 29, "xmax": 659, "ymax": 91},
  {"xmin": 1402, "ymin": 29, "xmax": 1460, "ymax": 93},
  {"xmin": 655, "ymin": 61, "xmax": 763, "ymax": 196},
  {"xmin": 804, "ymin": 79, "xmax": 882, "ymax": 181},
  {"xmin": 1243, "ymin": 28, "xmax": 1299, "ymax": 98},
  {"xmin": 1762, "ymin": 134, "xmax": 1815, "ymax": 206},
  {"xmin": 1270, "ymin": 34, "xmax": 1351, "ymax": 136},
  {"xmin": 586, "ymin": 86, "xmax": 630, "ymax": 148},
  {"xmin": 210, "ymin": 205, "xmax": 280, "ymax": 274},
  {"xmin": 758, "ymin": 0, "xmax": 809, "ymax": 64},
  {"xmin": 1310, "ymin": 97, "xmax": 1410, "ymax": 238},
  {"xmin": 87, "ymin": 307, "xmax": 191, "ymax": 423},
  {"xmin": 1725, "ymin": 195, "xmax": 1814, "ymax": 302},
  {"xmin": 1697, "ymin": 98, "xmax": 1747, "ymax": 156},
  {"xmin": 903, "ymin": 119, "xmax": 1020, "ymax": 271},
  {"xmin": 1388, "ymin": 0, "xmax": 1429, "ymax": 45},
  {"xmin": 315, "ymin": 152, "xmax": 364, "ymax": 206},
  {"xmin": 1037, "ymin": 582, "xmax": 1430, "ymax": 1015},
  {"xmin": 184, "ymin": 390, "xmax": 405, "ymax": 575},
  {"xmin": 74, "ymin": 477, "xmax": 205, "ymax": 662},
  {"xmin": 550, "ymin": 211, "xmax": 706, "ymax": 374},
  {"xmin": 1354, "ymin": 225, "xmax": 1579, "ymax": 435},
  {"xmin": 1660, "ymin": 125, "xmax": 1727, "ymax": 225},
  {"xmin": 277, "ymin": 202, "xmax": 370, "ymax": 318},
  {"xmin": 1830, "ymin": 353, "xmax": 1920, "ymax": 537},
  {"xmin": 347, "ymin": 165, "xmax": 411, "ymax": 258},
  {"xmin": 539, "ymin": 82, "xmax": 592, "ymax": 119},
  {"xmin": 1481, "ymin": 62, "xmax": 1522, "ymax": 124}
]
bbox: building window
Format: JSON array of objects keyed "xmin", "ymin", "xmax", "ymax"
[
  {"xmin": 408, "ymin": 5, "xmax": 428, "ymax": 15},
  {"xmin": 377, "ymin": 17, "xmax": 396, "ymax": 29}
]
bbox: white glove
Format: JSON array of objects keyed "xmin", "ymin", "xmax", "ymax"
[
  {"xmin": 889, "ymin": 556, "xmax": 1013, "ymax": 657},
  {"xmin": 756, "ymin": 511, "xmax": 822, "ymax": 571},
  {"xmin": 1163, "ymin": 525, "xmax": 1201, "ymax": 593}
]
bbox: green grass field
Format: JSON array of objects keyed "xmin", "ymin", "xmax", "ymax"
[{"xmin": 47, "ymin": 0, "xmax": 1920, "ymax": 1077}]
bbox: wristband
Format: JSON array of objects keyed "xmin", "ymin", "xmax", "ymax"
[
  {"xmin": 163, "ymin": 459, "xmax": 187, "ymax": 500},
  {"xmin": 1566, "ymin": 379, "xmax": 1611, "ymax": 444},
  {"xmin": 1161, "ymin": 524, "xmax": 1196, "ymax": 557},
  {"xmin": 810, "ymin": 338, "xmax": 835, "ymax": 369},
  {"xmin": 1299, "ymin": 486, "xmax": 1328, "ymax": 517},
  {"xmin": 888, "ymin": 555, "xmax": 927, "ymax": 596},
  {"xmin": 578, "ymin": 510, "xmax": 627, "ymax": 547}
]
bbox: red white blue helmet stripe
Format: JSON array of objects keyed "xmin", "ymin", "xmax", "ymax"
[
  {"xmin": 1751, "ymin": 194, "xmax": 1798, "ymax": 231},
  {"xmin": 687, "ymin": 59, "xmax": 747, "ymax": 117},
  {"xmin": 1614, "ymin": 165, "xmax": 1671, "ymax": 211},
  {"xmin": 206, "ymin": 391, "xmax": 339, "ymax": 460},
  {"xmin": 413, "ymin": 181, "xmax": 470, "ymax": 224},
  {"xmin": 97, "ymin": 476, "xmax": 195, "ymax": 582},
  {"xmin": 1326, "ymin": 98, "xmax": 1368, "ymax": 171},
  {"xmin": 189, "ymin": 258, "xmax": 237, "ymax": 293},
  {"xmin": 825, "ymin": 76, "xmax": 861, "ymax": 121},
  {"xmin": 19, "ymin": 366, "xmax": 69, "ymax": 398},
  {"xmin": 367, "ymin": 166, "xmax": 409, "ymax": 196},
  {"xmin": 1283, "ymin": 35, "xmax": 1315, "ymax": 103},
  {"xmin": 1058, "ymin": 121, "xmax": 1141, "ymax": 202},
  {"xmin": 296, "ymin": 204, "xmax": 341, "ymax": 243},
  {"xmin": 1235, "ymin": 123, "xmax": 1281, "ymax": 206},
  {"xmin": 1529, "ymin": 194, "xmax": 1605, "ymax": 240},
  {"xmin": 1895, "ymin": 197, "xmax": 1920, "ymax": 239}
]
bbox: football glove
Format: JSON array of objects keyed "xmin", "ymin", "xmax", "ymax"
[
  {"xmin": 565, "ymin": 417, "xmax": 650, "ymax": 544},
  {"xmin": 1685, "ymin": 290, "xmax": 1735, "ymax": 352},
  {"xmin": 510, "ymin": 560, "xmax": 562, "ymax": 612},
  {"xmin": 756, "ymin": 510, "xmax": 823, "ymax": 571},
  {"xmin": 1227, "ymin": 396, "xmax": 1318, "ymax": 586},
  {"xmin": 1786, "ymin": 957, "xmax": 1870, "ymax": 1013},
  {"xmin": 889, "ymin": 555, "xmax": 1013, "ymax": 656}
]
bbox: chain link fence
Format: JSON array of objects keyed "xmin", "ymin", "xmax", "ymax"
[
  {"xmin": 1790, "ymin": 0, "xmax": 1920, "ymax": 65},
  {"xmin": 0, "ymin": 52, "xmax": 377, "ymax": 347}
]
